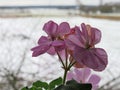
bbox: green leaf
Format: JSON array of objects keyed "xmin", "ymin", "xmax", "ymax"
[
  {"xmin": 29, "ymin": 86, "xmax": 37, "ymax": 90},
  {"xmin": 49, "ymin": 77, "xmax": 62, "ymax": 90},
  {"xmin": 33, "ymin": 80, "xmax": 48, "ymax": 90},
  {"xmin": 36, "ymin": 88, "xmax": 43, "ymax": 90},
  {"xmin": 53, "ymin": 85, "xmax": 64, "ymax": 90},
  {"xmin": 30, "ymin": 86, "xmax": 43, "ymax": 90},
  {"xmin": 21, "ymin": 87, "xmax": 29, "ymax": 90}
]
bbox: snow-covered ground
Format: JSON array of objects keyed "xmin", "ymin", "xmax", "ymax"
[{"xmin": 0, "ymin": 16, "xmax": 120, "ymax": 89}]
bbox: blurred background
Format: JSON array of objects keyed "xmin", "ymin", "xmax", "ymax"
[{"xmin": 0, "ymin": 0, "xmax": 120, "ymax": 90}]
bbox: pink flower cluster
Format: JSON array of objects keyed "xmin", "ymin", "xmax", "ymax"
[{"xmin": 31, "ymin": 20, "xmax": 108, "ymax": 71}]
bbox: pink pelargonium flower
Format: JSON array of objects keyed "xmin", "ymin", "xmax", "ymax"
[
  {"xmin": 31, "ymin": 21, "xmax": 71, "ymax": 57},
  {"xmin": 67, "ymin": 23, "xmax": 108, "ymax": 71},
  {"xmin": 67, "ymin": 68, "xmax": 101, "ymax": 90}
]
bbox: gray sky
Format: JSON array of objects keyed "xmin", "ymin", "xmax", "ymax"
[{"xmin": 0, "ymin": 0, "xmax": 119, "ymax": 6}]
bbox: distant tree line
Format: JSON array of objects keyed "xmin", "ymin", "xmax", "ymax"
[{"xmin": 79, "ymin": 3, "xmax": 120, "ymax": 13}]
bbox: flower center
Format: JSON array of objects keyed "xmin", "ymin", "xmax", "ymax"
[{"xmin": 86, "ymin": 44, "xmax": 92, "ymax": 49}]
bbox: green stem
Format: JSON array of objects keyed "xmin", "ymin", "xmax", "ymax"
[
  {"xmin": 65, "ymin": 48, "xmax": 68, "ymax": 68},
  {"xmin": 62, "ymin": 61, "xmax": 76, "ymax": 85},
  {"xmin": 56, "ymin": 50, "xmax": 76, "ymax": 85},
  {"xmin": 56, "ymin": 51, "xmax": 67, "ymax": 84},
  {"xmin": 63, "ymin": 68, "xmax": 68, "ymax": 85},
  {"xmin": 68, "ymin": 61, "xmax": 76, "ymax": 69},
  {"xmin": 57, "ymin": 52, "xmax": 65, "ymax": 68},
  {"xmin": 68, "ymin": 56, "xmax": 76, "ymax": 69},
  {"xmin": 63, "ymin": 56, "xmax": 76, "ymax": 85}
]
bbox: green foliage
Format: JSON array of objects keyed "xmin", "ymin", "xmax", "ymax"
[
  {"xmin": 33, "ymin": 81, "xmax": 48, "ymax": 90},
  {"xmin": 21, "ymin": 78, "xmax": 92, "ymax": 90},
  {"xmin": 21, "ymin": 87, "xmax": 29, "ymax": 90},
  {"xmin": 21, "ymin": 77, "xmax": 63, "ymax": 90},
  {"xmin": 49, "ymin": 77, "xmax": 63, "ymax": 90}
]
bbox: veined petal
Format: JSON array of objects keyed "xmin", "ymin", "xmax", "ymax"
[
  {"xmin": 83, "ymin": 48, "xmax": 108, "ymax": 71},
  {"xmin": 73, "ymin": 46, "xmax": 87, "ymax": 64},
  {"xmin": 90, "ymin": 48, "xmax": 108, "ymax": 71},
  {"xmin": 74, "ymin": 26, "xmax": 82, "ymax": 39},
  {"xmin": 67, "ymin": 71, "xmax": 75, "ymax": 81},
  {"xmin": 73, "ymin": 61, "xmax": 85, "ymax": 68},
  {"xmin": 57, "ymin": 49, "xmax": 66, "ymax": 61},
  {"xmin": 52, "ymin": 40, "xmax": 65, "ymax": 51},
  {"xmin": 74, "ymin": 26, "xmax": 86, "ymax": 47},
  {"xmin": 58, "ymin": 22, "xmax": 70, "ymax": 36},
  {"xmin": 74, "ymin": 68, "xmax": 84, "ymax": 83},
  {"xmin": 38, "ymin": 36, "xmax": 50, "ymax": 45},
  {"xmin": 74, "ymin": 68, "xmax": 91, "ymax": 83},
  {"xmin": 88, "ymin": 74, "xmax": 101, "ymax": 85},
  {"xmin": 92, "ymin": 85, "xmax": 99, "ymax": 90},
  {"xmin": 67, "ymin": 70, "xmax": 81, "ymax": 83},
  {"xmin": 43, "ymin": 20, "xmax": 58, "ymax": 37},
  {"xmin": 47, "ymin": 46, "xmax": 56, "ymax": 55},
  {"xmin": 68, "ymin": 25, "xmax": 88, "ymax": 48},
  {"xmin": 64, "ymin": 39, "xmax": 75, "ymax": 51},
  {"xmin": 52, "ymin": 40, "xmax": 65, "ymax": 46},
  {"xmin": 90, "ymin": 28, "xmax": 101, "ymax": 45},
  {"xmin": 68, "ymin": 35, "xmax": 84, "ymax": 48},
  {"xmin": 82, "ymin": 68, "xmax": 91, "ymax": 83},
  {"xmin": 81, "ymin": 23, "xmax": 89, "ymax": 41},
  {"xmin": 31, "ymin": 44, "xmax": 50, "ymax": 57},
  {"xmin": 73, "ymin": 47, "xmax": 108, "ymax": 71}
]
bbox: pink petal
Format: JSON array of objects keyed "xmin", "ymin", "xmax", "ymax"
[
  {"xmin": 91, "ymin": 48, "xmax": 108, "ymax": 71},
  {"xmin": 73, "ymin": 46, "xmax": 87, "ymax": 64},
  {"xmin": 31, "ymin": 44, "xmax": 50, "ymax": 57},
  {"xmin": 88, "ymin": 74, "xmax": 101, "ymax": 85},
  {"xmin": 73, "ymin": 61, "xmax": 85, "ymax": 68},
  {"xmin": 68, "ymin": 35, "xmax": 84, "ymax": 48},
  {"xmin": 57, "ymin": 50, "xmax": 66, "ymax": 61},
  {"xmin": 74, "ymin": 26, "xmax": 82, "ymax": 39},
  {"xmin": 92, "ymin": 85, "xmax": 99, "ymax": 90},
  {"xmin": 67, "ymin": 70, "xmax": 80, "ymax": 83},
  {"xmin": 38, "ymin": 36, "xmax": 50, "ymax": 45},
  {"xmin": 82, "ymin": 68, "xmax": 91, "ymax": 82},
  {"xmin": 58, "ymin": 22, "xmax": 70, "ymax": 36},
  {"xmin": 73, "ymin": 47, "xmax": 108, "ymax": 71},
  {"xmin": 74, "ymin": 68, "xmax": 83, "ymax": 83},
  {"xmin": 43, "ymin": 21, "xmax": 58, "ymax": 37},
  {"xmin": 47, "ymin": 46, "xmax": 56, "ymax": 55},
  {"xmin": 64, "ymin": 39, "xmax": 75, "ymax": 51},
  {"xmin": 52, "ymin": 40, "xmax": 65, "ymax": 51},
  {"xmin": 66, "ymin": 71, "xmax": 75, "ymax": 81},
  {"xmin": 74, "ymin": 68, "xmax": 91, "ymax": 83},
  {"xmin": 52, "ymin": 40, "xmax": 65, "ymax": 46},
  {"xmin": 90, "ymin": 28, "xmax": 101, "ymax": 45},
  {"xmin": 81, "ymin": 23, "xmax": 89, "ymax": 41},
  {"xmin": 67, "ymin": 26, "xmax": 87, "ymax": 48}
]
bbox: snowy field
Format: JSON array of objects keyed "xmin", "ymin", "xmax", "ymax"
[{"xmin": 0, "ymin": 16, "xmax": 120, "ymax": 89}]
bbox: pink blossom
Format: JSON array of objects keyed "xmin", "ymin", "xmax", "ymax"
[
  {"xmin": 31, "ymin": 21, "xmax": 70, "ymax": 57},
  {"xmin": 67, "ymin": 23, "xmax": 108, "ymax": 71},
  {"xmin": 67, "ymin": 68, "xmax": 101, "ymax": 90}
]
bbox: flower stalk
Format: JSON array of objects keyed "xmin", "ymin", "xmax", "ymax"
[{"xmin": 57, "ymin": 49, "xmax": 76, "ymax": 85}]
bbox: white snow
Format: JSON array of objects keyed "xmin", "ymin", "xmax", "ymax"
[{"xmin": 0, "ymin": 16, "xmax": 120, "ymax": 88}]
